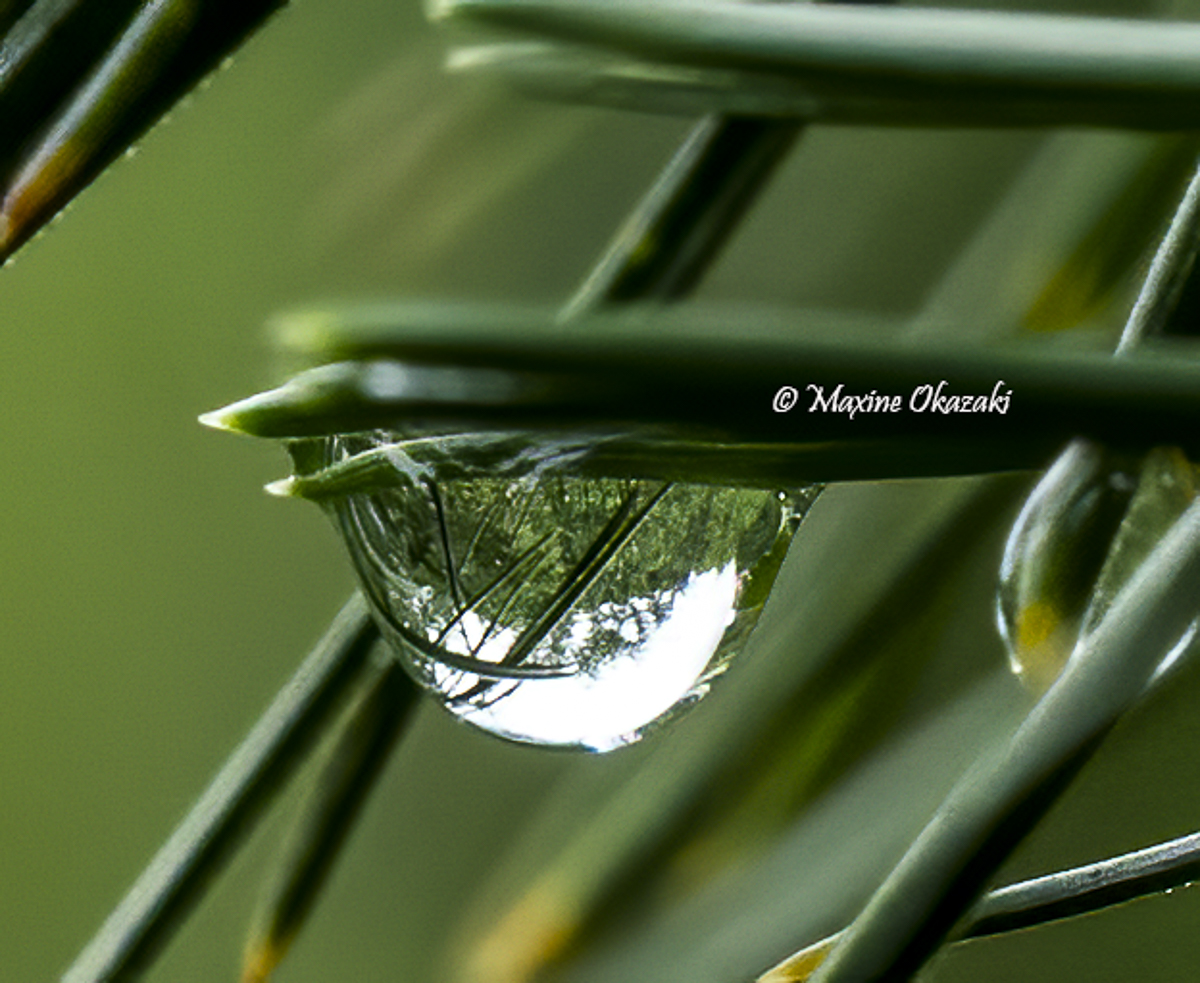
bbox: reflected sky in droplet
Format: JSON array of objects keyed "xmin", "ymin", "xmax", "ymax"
[{"xmin": 433, "ymin": 564, "xmax": 738, "ymax": 751}]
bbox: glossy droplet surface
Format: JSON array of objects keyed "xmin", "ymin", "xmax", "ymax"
[
  {"xmin": 997, "ymin": 440, "xmax": 1135, "ymax": 693},
  {"xmin": 999, "ymin": 440, "xmax": 1199, "ymax": 694},
  {"xmin": 324, "ymin": 433, "xmax": 806, "ymax": 751}
]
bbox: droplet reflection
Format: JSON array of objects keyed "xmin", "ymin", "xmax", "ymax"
[{"xmin": 323, "ymin": 432, "xmax": 811, "ymax": 750}]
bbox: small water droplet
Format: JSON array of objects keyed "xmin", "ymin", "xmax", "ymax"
[
  {"xmin": 999, "ymin": 440, "xmax": 1199, "ymax": 695},
  {"xmin": 322, "ymin": 432, "xmax": 812, "ymax": 750}
]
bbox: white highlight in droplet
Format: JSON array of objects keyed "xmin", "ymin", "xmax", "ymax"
[{"xmin": 447, "ymin": 565, "xmax": 738, "ymax": 752}]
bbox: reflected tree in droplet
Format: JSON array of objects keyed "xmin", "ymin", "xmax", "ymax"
[{"xmin": 311, "ymin": 430, "xmax": 816, "ymax": 751}]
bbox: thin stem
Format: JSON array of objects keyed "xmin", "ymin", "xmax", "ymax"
[
  {"xmin": 242, "ymin": 658, "xmax": 417, "ymax": 983},
  {"xmin": 438, "ymin": 0, "xmax": 1200, "ymax": 129},
  {"xmin": 61, "ymin": 594, "xmax": 381, "ymax": 983},
  {"xmin": 966, "ymin": 829, "xmax": 1200, "ymax": 940},
  {"xmin": 202, "ymin": 308, "xmax": 1200, "ymax": 462},
  {"xmin": 760, "ymin": 829, "xmax": 1200, "ymax": 982},
  {"xmin": 1118, "ymin": 156, "xmax": 1200, "ymax": 352},
  {"xmin": 561, "ymin": 114, "xmax": 799, "ymax": 315},
  {"xmin": 0, "ymin": 0, "xmax": 287, "ymax": 260}
]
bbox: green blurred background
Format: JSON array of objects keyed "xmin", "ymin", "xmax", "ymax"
[{"xmin": 4, "ymin": 2, "xmax": 1200, "ymax": 982}]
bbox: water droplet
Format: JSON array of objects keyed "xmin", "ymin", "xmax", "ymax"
[
  {"xmin": 999, "ymin": 439, "xmax": 1199, "ymax": 694},
  {"xmin": 997, "ymin": 441, "xmax": 1134, "ymax": 693},
  {"xmin": 320, "ymin": 432, "xmax": 812, "ymax": 751}
]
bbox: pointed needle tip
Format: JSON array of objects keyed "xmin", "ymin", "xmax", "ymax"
[
  {"xmin": 199, "ymin": 391, "xmax": 278, "ymax": 435},
  {"xmin": 197, "ymin": 385, "xmax": 304, "ymax": 438},
  {"xmin": 198, "ymin": 407, "xmax": 239, "ymax": 432},
  {"xmin": 264, "ymin": 477, "xmax": 297, "ymax": 498},
  {"xmin": 241, "ymin": 936, "xmax": 288, "ymax": 983},
  {"xmin": 756, "ymin": 934, "xmax": 837, "ymax": 983}
]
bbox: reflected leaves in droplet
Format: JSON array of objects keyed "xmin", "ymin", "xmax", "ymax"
[{"xmin": 315, "ymin": 431, "xmax": 812, "ymax": 751}]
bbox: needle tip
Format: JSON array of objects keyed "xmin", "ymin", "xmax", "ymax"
[
  {"xmin": 198, "ymin": 407, "xmax": 239, "ymax": 432},
  {"xmin": 755, "ymin": 934, "xmax": 837, "ymax": 983},
  {"xmin": 196, "ymin": 377, "xmax": 336, "ymax": 439},
  {"xmin": 199, "ymin": 389, "xmax": 285, "ymax": 434},
  {"xmin": 241, "ymin": 938, "xmax": 286, "ymax": 983},
  {"xmin": 264, "ymin": 477, "xmax": 297, "ymax": 498}
]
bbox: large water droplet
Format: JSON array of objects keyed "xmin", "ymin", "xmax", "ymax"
[{"xmin": 320, "ymin": 432, "xmax": 811, "ymax": 751}]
